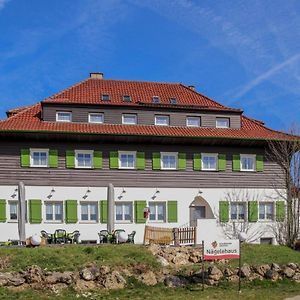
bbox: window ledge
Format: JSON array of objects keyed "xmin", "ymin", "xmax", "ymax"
[{"xmin": 79, "ymin": 221, "xmax": 98, "ymax": 224}]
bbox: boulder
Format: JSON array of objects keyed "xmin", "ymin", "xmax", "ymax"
[
  {"xmin": 172, "ymin": 253, "xmax": 190, "ymax": 266},
  {"xmin": 1, "ymin": 272, "xmax": 26, "ymax": 287},
  {"xmin": 265, "ymin": 270, "xmax": 279, "ymax": 281},
  {"xmin": 80, "ymin": 268, "xmax": 96, "ymax": 281},
  {"xmin": 208, "ymin": 266, "xmax": 223, "ymax": 281},
  {"xmin": 288, "ymin": 263, "xmax": 298, "ymax": 270},
  {"xmin": 254, "ymin": 264, "xmax": 270, "ymax": 277},
  {"xmin": 137, "ymin": 271, "xmax": 157, "ymax": 286},
  {"xmin": 227, "ymin": 275, "xmax": 239, "ymax": 282},
  {"xmin": 240, "ymin": 264, "xmax": 251, "ymax": 278},
  {"xmin": 164, "ymin": 275, "xmax": 188, "ymax": 288},
  {"xmin": 0, "ymin": 273, "xmax": 9, "ymax": 287},
  {"xmin": 271, "ymin": 263, "xmax": 281, "ymax": 272},
  {"xmin": 24, "ymin": 265, "xmax": 44, "ymax": 284},
  {"xmin": 147, "ymin": 244, "xmax": 161, "ymax": 256},
  {"xmin": 102, "ymin": 271, "xmax": 126, "ymax": 290},
  {"xmin": 283, "ymin": 266, "xmax": 295, "ymax": 278},
  {"xmin": 156, "ymin": 256, "xmax": 169, "ymax": 267},
  {"xmin": 292, "ymin": 273, "xmax": 300, "ymax": 283},
  {"xmin": 248, "ymin": 273, "xmax": 263, "ymax": 281},
  {"xmin": 99, "ymin": 265, "xmax": 110, "ymax": 276},
  {"xmin": 223, "ymin": 268, "xmax": 234, "ymax": 277},
  {"xmin": 74, "ymin": 279, "xmax": 98, "ymax": 292},
  {"xmin": 45, "ymin": 272, "xmax": 73, "ymax": 285}
]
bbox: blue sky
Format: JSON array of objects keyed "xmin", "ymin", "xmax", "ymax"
[{"xmin": 0, "ymin": 0, "xmax": 299, "ymax": 131}]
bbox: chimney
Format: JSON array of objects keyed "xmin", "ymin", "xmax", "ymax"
[
  {"xmin": 90, "ymin": 72, "xmax": 104, "ymax": 79},
  {"xmin": 188, "ymin": 85, "xmax": 195, "ymax": 91}
]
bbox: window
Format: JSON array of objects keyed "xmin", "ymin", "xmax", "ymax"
[
  {"xmin": 161, "ymin": 152, "xmax": 177, "ymax": 170},
  {"xmin": 230, "ymin": 202, "xmax": 246, "ymax": 220},
  {"xmin": 101, "ymin": 94, "xmax": 110, "ymax": 101},
  {"xmin": 241, "ymin": 154, "xmax": 255, "ymax": 171},
  {"xmin": 81, "ymin": 202, "xmax": 97, "ymax": 222},
  {"xmin": 75, "ymin": 150, "xmax": 93, "ymax": 168},
  {"xmin": 152, "ymin": 96, "xmax": 160, "ymax": 103},
  {"xmin": 216, "ymin": 118, "xmax": 230, "ymax": 128},
  {"xmin": 56, "ymin": 112, "xmax": 72, "ymax": 122},
  {"xmin": 115, "ymin": 202, "xmax": 133, "ymax": 222},
  {"xmin": 186, "ymin": 116, "xmax": 201, "ymax": 127},
  {"xmin": 260, "ymin": 237, "xmax": 273, "ymax": 245},
  {"xmin": 122, "ymin": 114, "xmax": 137, "ymax": 125},
  {"xmin": 89, "ymin": 113, "xmax": 104, "ymax": 124},
  {"xmin": 123, "ymin": 95, "xmax": 131, "ymax": 102},
  {"xmin": 201, "ymin": 153, "xmax": 217, "ymax": 171},
  {"xmin": 155, "ymin": 115, "xmax": 169, "ymax": 126},
  {"xmin": 149, "ymin": 202, "xmax": 166, "ymax": 222},
  {"xmin": 119, "ymin": 151, "xmax": 136, "ymax": 169},
  {"xmin": 45, "ymin": 202, "xmax": 63, "ymax": 222},
  {"xmin": 259, "ymin": 202, "xmax": 274, "ymax": 220},
  {"xmin": 30, "ymin": 149, "xmax": 49, "ymax": 167},
  {"xmin": 9, "ymin": 202, "xmax": 18, "ymax": 221},
  {"xmin": 169, "ymin": 97, "xmax": 177, "ymax": 104}
]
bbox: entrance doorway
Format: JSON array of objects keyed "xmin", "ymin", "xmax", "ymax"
[{"xmin": 189, "ymin": 196, "xmax": 214, "ymax": 226}]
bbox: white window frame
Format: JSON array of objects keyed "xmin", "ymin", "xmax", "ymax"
[
  {"xmin": 230, "ymin": 202, "xmax": 246, "ymax": 221},
  {"xmin": 118, "ymin": 151, "xmax": 136, "ymax": 169},
  {"xmin": 149, "ymin": 202, "xmax": 166, "ymax": 222},
  {"xmin": 160, "ymin": 152, "xmax": 178, "ymax": 170},
  {"xmin": 240, "ymin": 154, "xmax": 256, "ymax": 172},
  {"xmin": 152, "ymin": 96, "xmax": 160, "ymax": 103},
  {"xmin": 75, "ymin": 150, "xmax": 94, "ymax": 169},
  {"xmin": 123, "ymin": 95, "xmax": 131, "ymax": 102},
  {"xmin": 8, "ymin": 201, "xmax": 18, "ymax": 222},
  {"xmin": 80, "ymin": 202, "xmax": 98, "ymax": 223},
  {"xmin": 122, "ymin": 114, "xmax": 137, "ymax": 125},
  {"xmin": 216, "ymin": 117, "xmax": 230, "ymax": 128},
  {"xmin": 30, "ymin": 148, "xmax": 49, "ymax": 168},
  {"xmin": 44, "ymin": 201, "xmax": 63, "ymax": 223},
  {"xmin": 115, "ymin": 202, "xmax": 133, "ymax": 223},
  {"xmin": 186, "ymin": 116, "xmax": 201, "ymax": 127},
  {"xmin": 88, "ymin": 113, "xmax": 104, "ymax": 124},
  {"xmin": 155, "ymin": 115, "xmax": 170, "ymax": 126},
  {"xmin": 101, "ymin": 94, "xmax": 110, "ymax": 101},
  {"xmin": 259, "ymin": 202, "xmax": 274, "ymax": 221},
  {"xmin": 201, "ymin": 153, "xmax": 218, "ymax": 171},
  {"xmin": 56, "ymin": 111, "xmax": 72, "ymax": 122}
]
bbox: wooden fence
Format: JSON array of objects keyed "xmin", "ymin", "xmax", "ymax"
[{"xmin": 174, "ymin": 227, "xmax": 196, "ymax": 245}]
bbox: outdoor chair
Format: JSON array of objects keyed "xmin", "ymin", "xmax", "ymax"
[
  {"xmin": 98, "ymin": 230, "xmax": 109, "ymax": 244},
  {"xmin": 67, "ymin": 230, "xmax": 80, "ymax": 244},
  {"xmin": 41, "ymin": 230, "xmax": 53, "ymax": 244},
  {"xmin": 112, "ymin": 229, "xmax": 125, "ymax": 244},
  {"xmin": 54, "ymin": 229, "xmax": 67, "ymax": 244},
  {"xmin": 127, "ymin": 231, "xmax": 136, "ymax": 244}
]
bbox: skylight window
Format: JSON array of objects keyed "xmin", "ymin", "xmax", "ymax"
[
  {"xmin": 169, "ymin": 98, "xmax": 177, "ymax": 105},
  {"xmin": 101, "ymin": 94, "xmax": 110, "ymax": 101},
  {"xmin": 123, "ymin": 95, "xmax": 131, "ymax": 102},
  {"xmin": 152, "ymin": 96, "xmax": 160, "ymax": 103}
]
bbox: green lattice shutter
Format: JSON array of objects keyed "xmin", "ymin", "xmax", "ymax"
[
  {"xmin": 276, "ymin": 201, "xmax": 285, "ymax": 222},
  {"xmin": 135, "ymin": 201, "xmax": 146, "ymax": 223},
  {"xmin": 178, "ymin": 153, "xmax": 186, "ymax": 170},
  {"xmin": 66, "ymin": 150, "xmax": 75, "ymax": 168},
  {"xmin": 218, "ymin": 154, "xmax": 226, "ymax": 171},
  {"xmin": 100, "ymin": 200, "xmax": 107, "ymax": 223},
  {"xmin": 93, "ymin": 151, "xmax": 102, "ymax": 169},
  {"xmin": 152, "ymin": 153, "xmax": 161, "ymax": 170},
  {"xmin": 232, "ymin": 154, "xmax": 240, "ymax": 171},
  {"xmin": 137, "ymin": 152, "xmax": 145, "ymax": 170},
  {"xmin": 0, "ymin": 200, "xmax": 6, "ymax": 222},
  {"xmin": 109, "ymin": 152, "xmax": 118, "ymax": 169},
  {"xmin": 256, "ymin": 155, "xmax": 264, "ymax": 172},
  {"xmin": 21, "ymin": 149, "xmax": 30, "ymax": 167},
  {"xmin": 29, "ymin": 199, "xmax": 42, "ymax": 224},
  {"xmin": 65, "ymin": 200, "xmax": 77, "ymax": 223},
  {"xmin": 219, "ymin": 201, "xmax": 229, "ymax": 222},
  {"xmin": 193, "ymin": 154, "xmax": 201, "ymax": 171},
  {"xmin": 167, "ymin": 201, "xmax": 177, "ymax": 223},
  {"xmin": 248, "ymin": 201, "xmax": 258, "ymax": 222},
  {"xmin": 49, "ymin": 149, "xmax": 58, "ymax": 168}
]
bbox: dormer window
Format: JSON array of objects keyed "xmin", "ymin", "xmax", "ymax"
[
  {"xmin": 56, "ymin": 112, "xmax": 72, "ymax": 122},
  {"xmin": 101, "ymin": 94, "xmax": 110, "ymax": 101},
  {"xmin": 169, "ymin": 98, "xmax": 177, "ymax": 105},
  {"xmin": 89, "ymin": 113, "xmax": 104, "ymax": 124},
  {"xmin": 123, "ymin": 95, "xmax": 131, "ymax": 102},
  {"xmin": 152, "ymin": 96, "xmax": 160, "ymax": 104},
  {"xmin": 216, "ymin": 118, "xmax": 230, "ymax": 128}
]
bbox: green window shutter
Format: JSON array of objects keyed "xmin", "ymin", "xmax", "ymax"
[
  {"xmin": 49, "ymin": 149, "xmax": 58, "ymax": 168},
  {"xmin": 193, "ymin": 154, "xmax": 201, "ymax": 171},
  {"xmin": 135, "ymin": 200, "xmax": 146, "ymax": 223},
  {"xmin": 256, "ymin": 155, "xmax": 264, "ymax": 172},
  {"xmin": 29, "ymin": 199, "xmax": 42, "ymax": 224},
  {"xmin": 218, "ymin": 154, "xmax": 226, "ymax": 171},
  {"xmin": 219, "ymin": 201, "xmax": 229, "ymax": 222},
  {"xmin": 152, "ymin": 153, "xmax": 161, "ymax": 170},
  {"xmin": 109, "ymin": 151, "xmax": 118, "ymax": 169},
  {"xmin": 136, "ymin": 152, "xmax": 145, "ymax": 170},
  {"xmin": 65, "ymin": 200, "xmax": 77, "ymax": 223},
  {"xmin": 66, "ymin": 150, "xmax": 75, "ymax": 168},
  {"xmin": 178, "ymin": 153, "xmax": 186, "ymax": 170},
  {"xmin": 276, "ymin": 201, "xmax": 285, "ymax": 222},
  {"xmin": 100, "ymin": 200, "xmax": 107, "ymax": 223},
  {"xmin": 248, "ymin": 201, "xmax": 258, "ymax": 222},
  {"xmin": 167, "ymin": 201, "xmax": 178, "ymax": 223},
  {"xmin": 93, "ymin": 151, "xmax": 102, "ymax": 169},
  {"xmin": 0, "ymin": 200, "xmax": 6, "ymax": 222},
  {"xmin": 21, "ymin": 149, "xmax": 30, "ymax": 167},
  {"xmin": 232, "ymin": 154, "xmax": 240, "ymax": 171}
]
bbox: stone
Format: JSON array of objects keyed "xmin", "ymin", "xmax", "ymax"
[
  {"xmin": 80, "ymin": 268, "xmax": 96, "ymax": 281},
  {"xmin": 102, "ymin": 271, "xmax": 126, "ymax": 290},
  {"xmin": 227, "ymin": 275, "xmax": 239, "ymax": 282},
  {"xmin": 24, "ymin": 265, "xmax": 44, "ymax": 284},
  {"xmin": 137, "ymin": 271, "xmax": 157, "ymax": 286},
  {"xmin": 292, "ymin": 273, "xmax": 300, "ymax": 283},
  {"xmin": 99, "ymin": 265, "xmax": 110, "ymax": 276},
  {"xmin": 4, "ymin": 273, "xmax": 26, "ymax": 287},
  {"xmin": 265, "ymin": 270, "xmax": 279, "ymax": 281},
  {"xmin": 223, "ymin": 268, "xmax": 234, "ymax": 277},
  {"xmin": 255, "ymin": 264, "xmax": 270, "ymax": 277},
  {"xmin": 156, "ymin": 256, "xmax": 169, "ymax": 267},
  {"xmin": 283, "ymin": 266, "xmax": 295, "ymax": 278},
  {"xmin": 288, "ymin": 263, "xmax": 298, "ymax": 270},
  {"xmin": 45, "ymin": 272, "xmax": 73, "ymax": 285},
  {"xmin": 172, "ymin": 253, "xmax": 190, "ymax": 266},
  {"xmin": 271, "ymin": 263, "xmax": 281, "ymax": 272},
  {"xmin": 248, "ymin": 273, "xmax": 263, "ymax": 281},
  {"xmin": 74, "ymin": 279, "xmax": 98, "ymax": 292},
  {"xmin": 208, "ymin": 266, "xmax": 223, "ymax": 281},
  {"xmin": 147, "ymin": 244, "xmax": 161, "ymax": 256},
  {"xmin": 164, "ymin": 275, "xmax": 187, "ymax": 288},
  {"xmin": 240, "ymin": 264, "xmax": 251, "ymax": 278},
  {"xmin": 0, "ymin": 273, "xmax": 9, "ymax": 287}
]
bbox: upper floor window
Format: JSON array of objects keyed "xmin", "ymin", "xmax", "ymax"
[
  {"xmin": 122, "ymin": 114, "xmax": 137, "ymax": 125},
  {"xmin": 75, "ymin": 150, "xmax": 93, "ymax": 168},
  {"xmin": 123, "ymin": 95, "xmax": 131, "ymax": 102},
  {"xmin": 119, "ymin": 151, "xmax": 136, "ymax": 169},
  {"xmin": 155, "ymin": 115, "xmax": 169, "ymax": 126},
  {"xmin": 89, "ymin": 113, "xmax": 104, "ymax": 124},
  {"xmin": 259, "ymin": 202, "xmax": 274, "ymax": 220},
  {"xmin": 9, "ymin": 201, "xmax": 18, "ymax": 221},
  {"xmin": 186, "ymin": 116, "xmax": 201, "ymax": 127},
  {"xmin": 101, "ymin": 94, "xmax": 110, "ymax": 101},
  {"xmin": 30, "ymin": 149, "xmax": 49, "ymax": 167},
  {"xmin": 169, "ymin": 97, "xmax": 177, "ymax": 105},
  {"xmin": 241, "ymin": 154, "xmax": 255, "ymax": 171},
  {"xmin": 81, "ymin": 202, "xmax": 98, "ymax": 222},
  {"xmin": 216, "ymin": 118, "xmax": 230, "ymax": 128},
  {"xmin": 152, "ymin": 96, "xmax": 160, "ymax": 103},
  {"xmin": 45, "ymin": 202, "xmax": 63, "ymax": 222},
  {"xmin": 115, "ymin": 202, "xmax": 133, "ymax": 222},
  {"xmin": 149, "ymin": 202, "xmax": 166, "ymax": 222},
  {"xmin": 201, "ymin": 153, "xmax": 217, "ymax": 171},
  {"xmin": 161, "ymin": 152, "xmax": 177, "ymax": 170},
  {"xmin": 230, "ymin": 202, "xmax": 246, "ymax": 220},
  {"xmin": 56, "ymin": 112, "xmax": 72, "ymax": 122}
]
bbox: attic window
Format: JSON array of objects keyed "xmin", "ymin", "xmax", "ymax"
[
  {"xmin": 152, "ymin": 96, "xmax": 160, "ymax": 104},
  {"xmin": 169, "ymin": 97, "xmax": 177, "ymax": 105},
  {"xmin": 101, "ymin": 94, "xmax": 110, "ymax": 101},
  {"xmin": 123, "ymin": 95, "xmax": 131, "ymax": 102}
]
